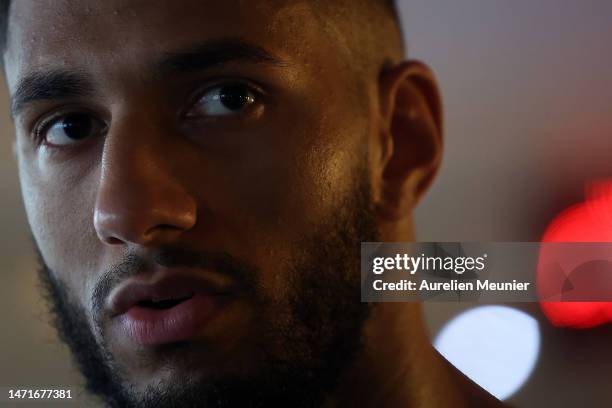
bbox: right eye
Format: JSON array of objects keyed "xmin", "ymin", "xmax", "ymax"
[{"xmin": 37, "ymin": 112, "xmax": 106, "ymax": 147}]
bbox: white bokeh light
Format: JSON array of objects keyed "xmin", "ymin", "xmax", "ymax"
[{"xmin": 433, "ymin": 305, "xmax": 540, "ymax": 401}]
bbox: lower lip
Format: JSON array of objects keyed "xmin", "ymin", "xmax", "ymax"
[{"xmin": 117, "ymin": 295, "xmax": 221, "ymax": 346}]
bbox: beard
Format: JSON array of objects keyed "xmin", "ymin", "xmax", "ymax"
[{"xmin": 36, "ymin": 169, "xmax": 379, "ymax": 408}]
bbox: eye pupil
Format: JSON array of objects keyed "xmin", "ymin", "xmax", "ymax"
[
  {"xmin": 219, "ymin": 85, "xmax": 252, "ymax": 111},
  {"xmin": 60, "ymin": 113, "xmax": 92, "ymax": 140}
]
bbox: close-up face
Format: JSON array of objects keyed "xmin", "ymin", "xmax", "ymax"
[
  {"xmin": 3, "ymin": 0, "xmax": 419, "ymax": 406},
  {"xmin": 6, "ymin": 2, "xmax": 612, "ymax": 407}
]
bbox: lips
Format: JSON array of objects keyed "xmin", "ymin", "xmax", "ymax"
[{"xmin": 107, "ymin": 274, "xmax": 236, "ymax": 346}]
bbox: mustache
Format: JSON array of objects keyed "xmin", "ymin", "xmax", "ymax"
[{"xmin": 91, "ymin": 249, "xmax": 258, "ymax": 324}]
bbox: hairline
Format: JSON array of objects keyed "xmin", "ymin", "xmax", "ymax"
[{"xmin": 0, "ymin": 0, "xmax": 401, "ymax": 58}]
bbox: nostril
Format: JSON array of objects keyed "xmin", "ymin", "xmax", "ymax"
[
  {"xmin": 105, "ymin": 236, "xmax": 123, "ymax": 245},
  {"xmin": 93, "ymin": 198, "xmax": 197, "ymax": 246},
  {"xmin": 158, "ymin": 224, "xmax": 185, "ymax": 231},
  {"xmin": 140, "ymin": 224, "xmax": 188, "ymax": 243}
]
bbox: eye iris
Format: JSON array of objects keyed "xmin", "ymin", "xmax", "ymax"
[
  {"xmin": 59, "ymin": 113, "xmax": 92, "ymax": 140},
  {"xmin": 219, "ymin": 85, "xmax": 252, "ymax": 111}
]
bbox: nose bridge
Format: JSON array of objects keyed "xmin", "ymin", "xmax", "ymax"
[{"xmin": 94, "ymin": 112, "xmax": 197, "ymax": 246}]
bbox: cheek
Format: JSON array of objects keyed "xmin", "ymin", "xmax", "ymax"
[
  {"xmin": 18, "ymin": 155, "xmax": 101, "ymax": 299},
  {"xmin": 246, "ymin": 107, "xmax": 365, "ymax": 228},
  {"xmin": 219, "ymin": 119, "xmax": 367, "ymax": 294}
]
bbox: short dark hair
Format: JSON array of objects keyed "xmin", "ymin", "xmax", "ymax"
[
  {"xmin": 0, "ymin": 0, "xmax": 9, "ymax": 53},
  {"xmin": 0, "ymin": 0, "xmax": 400, "ymax": 57},
  {"xmin": 387, "ymin": 0, "xmax": 401, "ymax": 25}
]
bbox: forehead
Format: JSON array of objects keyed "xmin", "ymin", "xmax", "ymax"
[{"xmin": 4, "ymin": 0, "xmax": 333, "ymax": 87}]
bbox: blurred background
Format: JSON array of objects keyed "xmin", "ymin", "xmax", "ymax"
[{"xmin": 1, "ymin": 0, "xmax": 612, "ymax": 406}]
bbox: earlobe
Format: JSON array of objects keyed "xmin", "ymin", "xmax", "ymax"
[{"xmin": 375, "ymin": 60, "xmax": 443, "ymax": 221}]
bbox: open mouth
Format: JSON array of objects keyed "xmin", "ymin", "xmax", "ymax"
[
  {"xmin": 136, "ymin": 295, "xmax": 194, "ymax": 310},
  {"xmin": 106, "ymin": 274, "xmax": 239, "ymax": 345},
  {"xmin": 115, "ymin": 291, "xmax": 223, "ymax": 346}
]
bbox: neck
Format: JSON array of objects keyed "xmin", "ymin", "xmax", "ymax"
[
  {"xmin": 327, "ymin": 217, "xmax": 505, "ymax": 407},
  {"xmin": 328, "ymin": 298, "xmax": 505, "ymax": 407}
]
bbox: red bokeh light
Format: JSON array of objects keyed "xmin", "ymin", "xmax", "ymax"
[{"xmin": 538, "ymin": 181, "xmax": 612, "ymax": 329}]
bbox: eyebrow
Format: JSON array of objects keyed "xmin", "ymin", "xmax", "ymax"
[
  {"xmin": 157, "ymin": 38, "xmax": 284, "ymax": 76},
  {"xmin": 11, "ymin": 70, "xmax": 96, "ymax": 117},
  {"xmin": 10, "ymin": 39, "xmax": 284, "ymax": 117}
]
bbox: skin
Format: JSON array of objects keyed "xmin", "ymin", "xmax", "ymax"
[{"xmin": 4, "ymin": 0, "xmax": 503, "ymax": 406}]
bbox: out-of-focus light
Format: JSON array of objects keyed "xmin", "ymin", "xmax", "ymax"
[
  {"xmin": 433, "ymin": 305, "xmax": 540, "ymax": 401},
  {"xmin": 539, "ymin": 180, "xmax": 612, "ymax": 329}
]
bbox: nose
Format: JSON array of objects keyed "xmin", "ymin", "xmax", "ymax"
[{"xmin": 93, "ymin": 117, "xmax": 197, "ymax": 247}]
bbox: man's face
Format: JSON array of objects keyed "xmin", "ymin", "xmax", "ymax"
[{"xmin": 5, "ymin": 0, "xmax": 382, "ymax": 406}]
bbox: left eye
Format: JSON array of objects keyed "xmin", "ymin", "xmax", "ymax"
[{"xmin": 187, "ymin": 84, "xmax": 258, "ymax": 118}]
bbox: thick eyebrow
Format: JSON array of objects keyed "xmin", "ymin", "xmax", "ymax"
[
  {"xmin": 11, "ymin": 70, "xmax": 96, "ymax": 117},
  {"xmin": 157, "ymin": 38, "xmax": 285, "ymax": 77},
  {"xmin": 10, "ymin": 39, "xmax": 283, "ymax": 117}
]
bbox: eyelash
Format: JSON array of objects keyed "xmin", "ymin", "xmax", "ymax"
[
  {"xmin": 182, "ymin": 79, "xmax": 265, "ymax": 118},
  {"xmin": 32, "ymin": 108, "xmax": 103, "ymax": 147},
  {"xmin": 30, "ymin": 79, "xmax": 267, "ymax": 147}
]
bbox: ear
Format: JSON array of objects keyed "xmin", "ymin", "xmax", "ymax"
[{"xmin": 373, "ymin": 60, "xmax": 443, "ymax": 222}]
